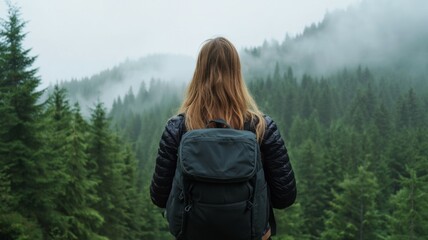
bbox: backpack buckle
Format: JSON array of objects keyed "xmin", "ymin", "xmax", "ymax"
[
  {"xmin": 184, "ymin": 204, "xmax": 192, "ymax": 212},
  {"xmin": 246, "ymin": 200, "xmax": 254, "ymax": 210}
]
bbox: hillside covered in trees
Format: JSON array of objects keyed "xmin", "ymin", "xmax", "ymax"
[{"xmin": 1, "ymin": 1, "xmax": 428, "ymax": 239}]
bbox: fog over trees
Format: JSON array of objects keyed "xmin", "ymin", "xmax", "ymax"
[{"xmin": 1, "ymin": 0, "xmax": 428, "ymax": 239}]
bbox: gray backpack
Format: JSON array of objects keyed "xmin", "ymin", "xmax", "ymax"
[{"xmin": 165, "ymin": 119, "xmax": 270, "ymax": 240}]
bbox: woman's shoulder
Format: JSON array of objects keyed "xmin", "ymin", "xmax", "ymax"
[
  {"xmin": 161, "ymin": 114, "xmax": 186, "ymax": 144},
  {"xmin": 165, "ymin": 114, "xmax": 185, "ymax": 131},
  {"xmin": 258, "ymin": 114, "xmax": 275, "ymax": 128},
  {"xmin": 260, "ymin": 114, "xmax": 282, "ymax": 142},
  {"xmin": 262, "ymin": 114, "xmax": 274, "ymax": 124},
  {"xmin": 167, "ymin": 113, "xmax": 185, "ymax": 124}
]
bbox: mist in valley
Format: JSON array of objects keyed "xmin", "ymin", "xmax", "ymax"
[
  {"xmin": 2, "ymin": 0, "xmax": 428, "ymax": 239},
  {"xmin": 242, "ymin": 0, "xmax": 428, "ymax": 79},
  {"xmin": 58, "ymin": 0, "xmax": 428, "ymax": 114},
  {"xmin": 58, "ymin": 54, "xmax": 194, "ymax": 115}
]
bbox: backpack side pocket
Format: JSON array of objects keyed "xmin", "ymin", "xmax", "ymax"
[
  {"xmin": 252, "ymin": 169, "xmax": 270, "ymax": 238},
  {"xmin": 166, "ymin": 182, "xmax": 185, "ymax": 237}
]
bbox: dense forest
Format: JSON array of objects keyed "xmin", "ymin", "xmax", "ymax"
[{"xmin": 1, "ymin": 2, "xmax": 428, "ymax": 240}]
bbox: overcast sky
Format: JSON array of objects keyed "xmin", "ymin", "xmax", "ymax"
[{"xmin": 0, "ymin": 0, "xmax": 361, "ymax": 88}]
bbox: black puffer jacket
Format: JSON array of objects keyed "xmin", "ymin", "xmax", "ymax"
[{"xmin": 150, "ymin": 114, "xmax": 296, "ymax": 209}]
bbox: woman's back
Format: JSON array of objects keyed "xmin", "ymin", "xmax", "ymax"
[{"xmin": 150, "ymin": 37, "xmax": 296, "ymax": 239}]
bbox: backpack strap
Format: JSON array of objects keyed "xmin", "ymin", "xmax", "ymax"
[
  {"xmin": 244, "ymin": 117, "xmax": 277, "ymax": 236},
  {"xmin": 244, "ymin": 121, "xmax": 252, "ymax": 132},
  {"xmin": 177, "ymin": 113, "xmax": 187, "ymax": 140},
  {"xmin": 268, "ymin": 201, "xmax": 277, "ymax": 235},
  {"xmin": 177, "ymin": 177, "xmax": 194, "ymax": 240},
  {"xmin": 244, "ymin": 117, "xmax": 258, "ymax": 133}
]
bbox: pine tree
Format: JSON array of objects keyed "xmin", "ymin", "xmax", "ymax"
[
  {"xmin": 140, "ymin": 184, "xmax": 170, "ymax": 240},
  {"xmin": 294, "ymin": 139, "xmax": 328, "ymax": 238},
  {"xmin": 374, "ymin": 103, "xmax": 391, "ymax": 141},
  {"xmin": 40, "ymin": 85, "xmax": 72, "ymax": 238},
  {"xmin": 348, "ymin": 87, "xmax": 376, "ymax": 130},
  {"xmin": 316, "ymin": 80, "xmax": 334, "ymax": 126},
  {"xmin": 64, "ymin": 103, "xmax": 106, "ymax": 240},
  {"xmin": 274, "ymin": 203, "xmax": 309, "ymax": 240},
  {"xmin": 321, "ymin": 166, "xmax": 383, "ymax": 240},
  {"xmin": 0, "ymin": 5, "xmax": 45, "ymax": 239},
  {"xmin": 405, "ymin": 88, "xmax": 423, "ymax": 128},
  {"xmin": 119, "ymin": 146, "xmax": 144, "ymax": 239},
  {"xmin": 0, "ymin": 211, "xmax": 43, "ymax": 240},
  {"xmin": 87, "ymin": 102, "xmax": 131, "ymax": 239},
  {"xmin": 44, "ymin": 87, "xmax": 106, "ymax": 239},
  {"xmin": 395, "ymin": 96, "xmax": 409, "ymax": 128},
  {"xmin": 387, "ymin": 167, "xmax": 428, "ymax": 240},
  {"xmin": 0, "ymin": 96, "xmax": 16, "ymax": 217}
]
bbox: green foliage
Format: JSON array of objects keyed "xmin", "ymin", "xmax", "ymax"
[
  {"xmin": 0, "ymin": 6, "xmax": 147, "ymax": 238},
  {"xmin": 387, "ymin": 167, "xmax": 428, "ymax": 239},
  {"xmin": 1, "ymin": 2, "xmax": 428, "ymax": 239},
  {"xmin": 102, "ymin": 57, "xmax": 428, "ymax": 239},
  {"xmin": 0, "ymin": 5, "xmax": 48, "ymax": 239},
  {"xmin": 0, "ymin": 212, "xmax": 43, "ymax": 240},
  {"xmin": 321, "ymin": 166, "xmax": 383, "ymax": 240},
  {"xmin": 293, "ymin": 139, "xmax": 326, "ymax": 238},
  {"xmin": 274, "ymin": 203, "xmax": 309, "ymax": 240}
]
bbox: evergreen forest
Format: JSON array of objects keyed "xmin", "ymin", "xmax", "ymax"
[{"xmin": 1, "ymin": 2, "xmax": 428, "ymax": 240}]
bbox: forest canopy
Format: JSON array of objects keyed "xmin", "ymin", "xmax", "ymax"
[{"xmin": 1, "ymin": 1, "xmax": 428, "ymax": 240}]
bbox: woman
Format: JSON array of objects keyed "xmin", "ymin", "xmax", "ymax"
[{"xmin": 150, "ymin": 37, "xmax": 296, "ymax": 239}]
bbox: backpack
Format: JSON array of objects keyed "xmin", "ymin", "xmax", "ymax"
[{"xmin": 165, "ymin": 119, "xmax": 270, "ymax": 240}]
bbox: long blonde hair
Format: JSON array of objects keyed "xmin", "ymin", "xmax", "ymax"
[{"xmin": 179, "ymin": 37, "xmax": 266, "ymax": 141}]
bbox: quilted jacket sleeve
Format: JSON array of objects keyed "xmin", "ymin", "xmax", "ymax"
[
  {"xmin": 261, "ymin": 115, "xmax": 296, "ymax": 209},
  {"xmin": 150, "ymin": 115, "xmax": 184, "ymax": 208}
]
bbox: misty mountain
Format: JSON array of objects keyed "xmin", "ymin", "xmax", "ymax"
[
  {"xmin": 58, "ymin": 54, "xmax": 194, "ymax": 112},
  {"xmin": 241, "ymin": 0, "xmax": 428, "ymax": 79},
  {"xmin": 58, "ymin": 0, "xmax": 428, "ymax": 112},
  {"xmin": 4, "ymin": 2, "xmax": 428, "ymax": 239}
]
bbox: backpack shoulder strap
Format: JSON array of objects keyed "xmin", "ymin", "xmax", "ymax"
[
  {"xmin": 244, "ymin": 118, "xmax": 256, "ymax": 133},
  {"xmin": 269, "ymin": 200, "xmax": 277, "ymax": 235},
  {"xmin": 177, "ymin": 113, "xmax": 187, "ymax": 141},
  {"xmin": 244, "ymin": 116, "xmax": 277, "ymax": 236}
]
